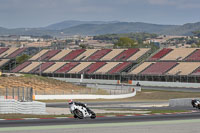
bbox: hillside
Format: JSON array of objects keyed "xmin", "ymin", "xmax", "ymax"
[
  {"xmin": 0, "ymin": 21, "xmax": 200, "ymax": 36},
  {"xmin": 0, "ymin": 75, "xmax": 92, "ymax": 95},
  {"xmin": 61, "ymin": 22, "xmax": 176, "ymax": 35},
  {"xmin": 44, "ymin": 20, "xmax": 118, "ymax": 30}
]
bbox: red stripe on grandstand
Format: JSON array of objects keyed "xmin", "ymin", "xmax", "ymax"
[
  {"xmin": 31, "ymin": 62, "xmax": 55, "ymax": 73},
  {"xmin": 55, "ymin": 62, "xmax": 80, "ymax": 73},
  {"xmin": 185, "ymin": 49, "xmax": 200, "ymax": 61},
  {"xmin": 86, "ymin": 49, "xmax": 111, "ymax": 61},
  {"xmin": 7, "ymin": 48, "xmax": 26, "ymax": 58},
  {"xmin": 80, "ymin": 62, "xmax": 107, "ymax": 74},
  {"xmin": 109, "ymin": 62, "xmax": 132, "ymax": 74},
  {"xmin": 113, "ymin": 48, "xmax": 139, "ymax": 61},
  {"xmin": 191, "ymin": 66, "xmax": 200, "ymax": 75},
  {"xmin": 11, "ymin": 61, "xmax": 32, "ymax": 73},
  {"xmin": 39, "ymin": 50, "xmax": 61, "ymax": 60},
  {"xmin": 62, "ymin": 49, "xmax": 86, "ymax": 61},
  {"xmin": 149, "ymin": 48, "xmax": 172, "ymax": 61},
  {"xmin": 0, "ymin": 48, "xmax": 9, "ymax": 55},
  {"xmin": 141, "ymin": 62, "xmax": 178, "ymax": 75}
]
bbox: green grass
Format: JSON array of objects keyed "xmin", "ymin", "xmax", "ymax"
[{"xmin": 149, "ymin": 109, "xmax": 189, "ymax": 114}]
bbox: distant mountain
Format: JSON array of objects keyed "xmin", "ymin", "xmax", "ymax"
[
  {"xmin": 159, "ymin": 22, "xmax": 200, "ymax": 35},
  {"xmin": 44, "ymin": 20, "xmax": 119, "ymax": 30},
  {"xmin": 61, "ymin": 22, "xmax": 177, "ymax": 35},
  {"xmin": 0, "ymin": 21, "xmax": 200, "ymax": 36}
]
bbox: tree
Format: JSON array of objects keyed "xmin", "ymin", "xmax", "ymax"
[
  {"xmin": 16, "ymin": 54, "xmax": 30, "ymax": 64},
  {"xmin": 192, "ymin": 31, "xmax": 200, "ymax": 37},
  {"xmin": 196, "ymin": 41, "xmax": 200, "ymax": 48},
  {"xmin": 114, "ymin": 37, "xmax": 137, "ymax": 48},
  {"xmin": 79, "ymin": 44, "xmax": 87, "ymax": 49}
]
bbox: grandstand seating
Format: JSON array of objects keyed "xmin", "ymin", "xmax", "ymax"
[
  {"xmin": 62, "ymin": 49, "xmax": 86, "ymax": 61},
  {"xmin": 39, "ymin": 50, "xmax": 61, "ymax": 61},
  {"xmin": 80, "ymin": 62, "xmax": 106, "ymax": 74},
  {"xmin": 128, "ymin": 48, "xmax": 150, "ymax": 61},
  {"xmin": 113, "ymin": 48, "xmax": 139, "ymax": 61},
  {"xmin": 11, "ymin": 61, "xmax": 32, "ymax": 73},
  {"xmin": 0, "ymin": 59, "xmax": 10, "ymax": 68},
  {"xmin": 86, "ymin": 49, "xmax": 112, "ymax": 61},
  {"xmin": 95, "ymin": 62, "xmax": 121, "ymax": 74},
  {"xmin": 7, "ymin": 48, "xmax": 26, "ymax": 58},
  {"xmin": 185, "ymin": 49, "xmax": 200, "ymax": 61},
  {"xmin": 49, "ymin": 49, "xmax": 72, "ymax": 61},
  {"xmin": 29, "ymin": 49, "xmax": 48, "ymax": 60},
  {"xmin": 100, "ymin": 49, "xmax": 125, "ymax": 61},
  {"xmin": 109, "ymin": 62, "xmax": 132, "ymax": 74},
  {"xmin": 0, "ymin": 48, "xmax": 17, "ymax": 58},
  {"xmin": 67, "ymin": 62, "xmax": 93, "ymax": 73},
  {"xmin": 74, "ymin": 49, "xmax": 98, "ymax": 61},
  {"xmin": 129, "ymin": 62, "xmax": 154, "ymax": 74},
  {"xmin": 43, "ymin": 62, "xmax": 67, "ymax": 73},
  {"xmin": 161, "ymin": 48, "xmax": 196, "ymax": 61},
  {"xmin": 141, "ymin": 62, "xmax": 178, "ymax": 75},
  {"xmin": 167, "ymin": 62, "xmax": 200, "ymax": 75},
  {"xmin": 0, "ymin": 48, "xmax": 9, "ymax": 55},
  {"xmin": 55, "ymin": 62, "xmax": 80, "ymax": 73},
  {"xmin": 20, "ymin": 62, "xmax": 41, "ymax": 73},
  {"xmin": 149, "ymin": 48, "xmax": 172, "ymax": 61},
  {"xmin": 191, "ymin": 67, "xmax": 200, "ymax": 75},
  {"xmin": 30, "ymin": 62, "xmax": 55, "ymax": 73}
]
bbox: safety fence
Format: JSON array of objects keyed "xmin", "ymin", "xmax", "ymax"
[{"xmin": 0, "ymin": 87, "xmax": 33, "ymax": 101}]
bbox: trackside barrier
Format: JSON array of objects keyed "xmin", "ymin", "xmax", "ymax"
[
  {"xmin": 0, "ymin": 99, "xmax": 46, "ymax": 114},
  {"xmin": 34, "ymin": 91, "xmax": 136, "ymax": 100},
  {"xmin": 131, "ymin": 80, "xmax": 200, "ymax": 88},
  {"xmin": 52, "ymin": 78, "xmax": 118, "ymax": 84},
  {"xmin": 86, "ymin": 84, "xmax": 141, "ymax": 92},
  {"xmin": 169, "ymin": 98, "xmax": 200, "ymax": 107}
]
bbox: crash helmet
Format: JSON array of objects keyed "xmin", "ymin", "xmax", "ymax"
[{"xmin": 68, "ymin": 99, "xmax": 73, "ymax": 104}]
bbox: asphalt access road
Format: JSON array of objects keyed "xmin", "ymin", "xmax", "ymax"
[
  {"xmin": 46, "ymin": 101, "xmax": 169, "ymax": 108},
  {"xmin": 46, "ymin": 101, "xmax": 194, "ymax": 111},
  {"xmin": 0, "ymin": 111, "xmax": 200, "ymax": 128},
  {"xmin": 142, "ymin": 86, "xmax": 200, "ymax": 92}
]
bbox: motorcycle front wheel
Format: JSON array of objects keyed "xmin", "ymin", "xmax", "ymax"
[{"xmin": 73, "ymin": 109, "xmax": 84, "ymax": 119}]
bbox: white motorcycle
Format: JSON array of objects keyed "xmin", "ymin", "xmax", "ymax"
[
  {"xmin": 69, "ymin": 100, "xmax": 96, "ymax": 119},
  {"xmin": 191, "ymin": 99, "xmax": 200, "ymax": 109}
]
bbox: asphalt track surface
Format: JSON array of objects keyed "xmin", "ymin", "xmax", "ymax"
[
  {"xmin": 0, "ymin": 111, "xmax": 200, "ymax": 127},
  {"xmin": 0, "ymin": 112, "xmax": 200, "ymax": 133}
]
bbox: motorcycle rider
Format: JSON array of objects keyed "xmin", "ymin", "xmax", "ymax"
[{"xmin": 68, "ymin": 99, "xmax": 92, "ymax": 113}]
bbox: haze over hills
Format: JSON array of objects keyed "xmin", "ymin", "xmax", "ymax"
[
  {"xmin": 0, "ymin": 20, "xmax": 200, "ymax": 36},
  {"xmin": 44, "ymin": 20, "xmax": 119, "ymax": 30}
]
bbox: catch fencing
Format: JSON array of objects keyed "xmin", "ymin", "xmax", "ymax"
[{"xmin": 0, "ymin": 87, "xmax": 33, "ymax": 101}]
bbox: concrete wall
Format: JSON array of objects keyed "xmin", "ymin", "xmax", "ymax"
[
  {"xmin": 86, "ymin": 84, "xmax": 141, "ymax": 92},
  {"xmin": 0, "ymin": 99, "xmax": 46, "ymax": 114},
  {"xmin": 132, "ymin": 80, "xmax": 200, "ymax": 88},
  {"xmin": 169, "ymin": 98, "xmax": 200, "ymax": 107},
  {"xmin": 52, "ymin": 78, "xmax": 119, "ymax": 84},
  {"xmin": 35, "ymin": 91, "xmax": 136, "ymax": 100}
]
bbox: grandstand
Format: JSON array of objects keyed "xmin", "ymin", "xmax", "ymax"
[
  {"xmin": 0, "ymin": 47, "xmax": 27, "ymax": 70},
  {"xmin": 11, "ymin": 47, "xmax": 200, "ymax": 83},
  {"xmin": 28, "ymin": 48, "xmax": 150, "ymax": 62},
  {"xmin": 11, "ymin": 48, "xmax": 149, "ymax": 78},
  {"xmin": 128, "ymin": 48, "xmax": 200, "ymax": 83}
]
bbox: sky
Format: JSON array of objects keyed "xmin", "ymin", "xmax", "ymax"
[{"xmin": 0, "ymin": 0, "xmax": 200, "ymax": 28}]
